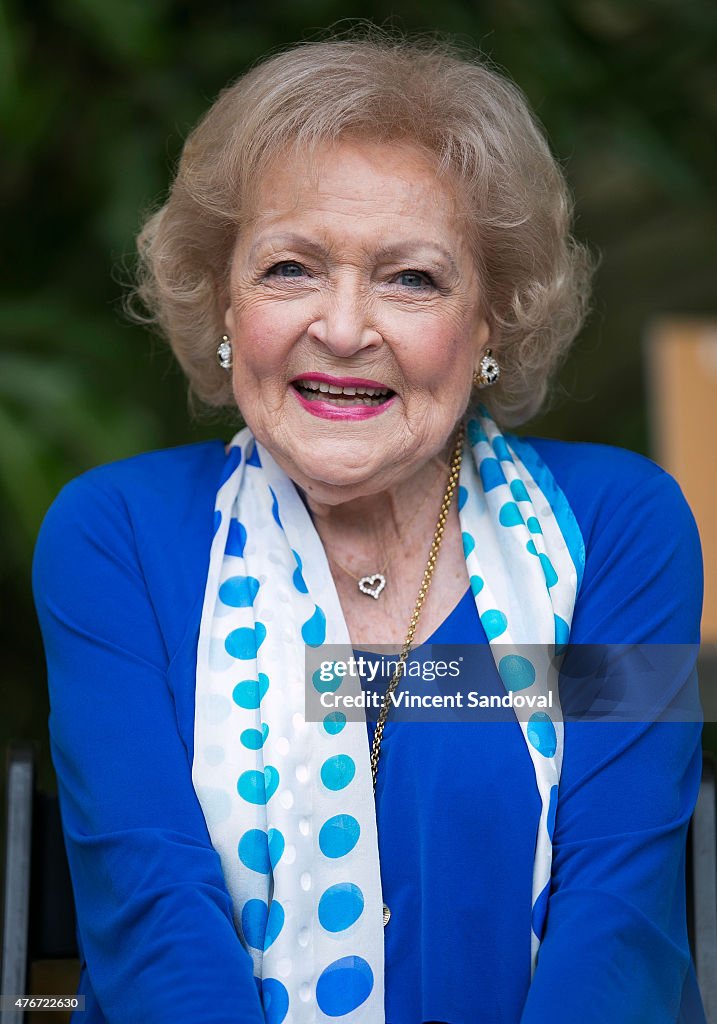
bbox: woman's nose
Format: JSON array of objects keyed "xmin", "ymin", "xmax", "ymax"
[{"xmin": 306, "ymin": 281, "xmax": 383, "ymax": 355}]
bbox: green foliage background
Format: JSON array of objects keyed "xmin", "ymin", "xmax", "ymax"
[{"xmin": 2, "ymin": 0, "xmax": 716, "ymax": 788}]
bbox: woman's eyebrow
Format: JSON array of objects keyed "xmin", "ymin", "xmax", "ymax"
[
  {"xmin": 373, "ymin": 242, "xmax": 459, "ymax": 275},
  {"xmin": 248, "ymin": 233, "xmax": 326, "ymax": 262}
]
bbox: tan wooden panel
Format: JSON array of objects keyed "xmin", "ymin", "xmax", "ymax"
[{"xmin": 645, "ymin": 318, "xmax": 717, "ymax": 642}]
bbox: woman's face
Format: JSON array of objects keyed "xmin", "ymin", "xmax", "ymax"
[{"xmin": 224, "ymin": 138, "xmax": 490, "ymax": 504}]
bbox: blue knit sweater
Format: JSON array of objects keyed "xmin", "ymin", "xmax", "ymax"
[{"xmin": 32, "ymin": 434, "xmax": 707, "ymax": 1023}]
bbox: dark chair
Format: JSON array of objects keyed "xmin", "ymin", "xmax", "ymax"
[
  {"xmin": 1, "ymin": 743, "xmax": 716, "ymax": 1022},
  {"xmin": 1, "ymin": 743, "xmax": 78, "ymax": 1023},
  {"xmin": 689, "ymin": 751, "xmax": 717, "ymax": 1023}
]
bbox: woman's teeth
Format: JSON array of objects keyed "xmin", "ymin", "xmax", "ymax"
[{"xmin": 293, "ymin": 380, "xmax": 392, "ymax": 407}]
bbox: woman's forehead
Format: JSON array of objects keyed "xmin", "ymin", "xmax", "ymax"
[{"xmin": 239, "ymin": 137, "xmax": 467, "ymax": 242}]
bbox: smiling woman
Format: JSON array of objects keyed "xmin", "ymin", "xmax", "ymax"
[
  {"xmin": 221, "ymin": 139, "xmax": 488, "ymax": 507},
  {"xmin": 32, "ymin": 26, "xmax": 707, "ymax": 1024},
  {"xmin": 133, "ymin": 34, "xmax": 591, "ymax": 431}
]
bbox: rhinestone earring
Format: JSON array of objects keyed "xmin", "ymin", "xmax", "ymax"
[
  {"xmin": 217, "ymin": 334, "xmax": 233, "ymax": 371},
  {"xmin": 474, "ymin": 347, "xmax": 500, "ymax": 388}
]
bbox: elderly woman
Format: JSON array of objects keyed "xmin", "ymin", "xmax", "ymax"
[{"xmin": 32, "ymin": 32, "xmax": 706, "ymax": 1024}]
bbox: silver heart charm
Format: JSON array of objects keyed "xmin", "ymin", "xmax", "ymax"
[{"xmin": 358, "ymin": 574, "xmax": 386, "ymax": 599}]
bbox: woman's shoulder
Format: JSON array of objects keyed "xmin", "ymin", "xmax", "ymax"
[
  {"xmin": 515, "ymin": 433, "xmax": 697, "ymax": 536},
  {"xmin": 516, "ymin": 433, "xmax": 670, "ymax": 492},
  {"xmin": 32, "ymin": 440, "xmax": 233, "ymax": 656},
  {"xmin": 516, "ymin": 434, "xmax": 703, "ymax": 641},
  {"xmin": 33, "ymin": 439, "xmax": 229, "ymax": 594},
  {"xmin": 63, "ymin": 437, "xmax": 227, "ymax": 501},
  {"xmin": 40, "ymin": 438, "xmax": 227, "ymax": 527}
]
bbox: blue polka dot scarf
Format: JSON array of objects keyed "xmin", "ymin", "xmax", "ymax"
[{"xmin": 193, "ymin": 402, "xmax": 582, "ymax": 1022}]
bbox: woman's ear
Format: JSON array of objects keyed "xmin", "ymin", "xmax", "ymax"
[
  {"xmin": 215, "ymin": 273, "xmax": 234, "ymax": 339},
  {"xmin": 474, "ymin": 316, "xmax": 491, "ymax": 358},
  {"xmin": 223, "ymin": 300, "xmax": 236, "ymax": 339}
]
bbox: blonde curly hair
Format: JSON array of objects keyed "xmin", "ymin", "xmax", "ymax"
[{"xmin": 131, "ymin": 28, "xmax": 596, "ymax": 427}]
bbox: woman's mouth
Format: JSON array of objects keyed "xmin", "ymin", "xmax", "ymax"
[
  {"xmin": 290, "ymin": 378, "xmax": 395, "ymax": 408},
  {"xmin": 289, "ymin": 375, "xmax": 397, "ymax": 421}
]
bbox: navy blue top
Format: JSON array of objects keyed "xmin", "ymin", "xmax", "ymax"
[{"xmin": 32, "ymin": 434, "xmax": 707, "ymax": 1023}]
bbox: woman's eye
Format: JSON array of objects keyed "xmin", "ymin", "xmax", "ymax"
[
  {"xmin": 396, "ymin": 270, "xmax": 434, "ymax": 289},
  {"xmin": 267, "ymin": 261, "xmax": 306, "ymax": 279}
]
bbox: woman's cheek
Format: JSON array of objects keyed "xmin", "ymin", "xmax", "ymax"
[
  {"xmin": 393, "ymin": 321, "xmax": 463, "ymax": 386},
  {"xmin": 233, "ymin": 321, "xmax": 288, "ymax": 373}
]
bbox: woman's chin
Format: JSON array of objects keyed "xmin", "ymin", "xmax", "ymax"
[
  {"xmin": 283, "ymin": 455, "xmax": 389, "ymax": 501},
  {"xmin": 265, "ymin": 401, "xmax": 403, "ymax": 489}
]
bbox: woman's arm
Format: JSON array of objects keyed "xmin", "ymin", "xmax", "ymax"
[
  {"xmin": 520, "ymin": 460, "xmax": 706, "ymax": 1024},
  {"xmin": 32, "ymin": 472, "xmax": 265, "ymax": 1024}
]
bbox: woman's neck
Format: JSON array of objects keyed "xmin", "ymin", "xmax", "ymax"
[{"xmin": 298, "ymin": 440, "xmax": 455, "ymax": 581}]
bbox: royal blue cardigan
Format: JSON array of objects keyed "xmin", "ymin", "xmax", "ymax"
[{"xmin": 32, "ymin": 434, "xmax": 707, "ymax": 1023}]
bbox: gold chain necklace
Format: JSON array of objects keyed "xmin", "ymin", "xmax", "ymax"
[
  {"xmin": 368, "ymin": 420, "xmax": 465, "ymax": 926},
  {"xmin": 326, "ymin": 455, "xmax": 450, "ymax": 600}
]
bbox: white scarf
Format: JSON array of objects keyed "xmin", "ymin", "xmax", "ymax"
[{"xmin": 192, "ymin": 403, "xmax": 581, "ymax": 1022}]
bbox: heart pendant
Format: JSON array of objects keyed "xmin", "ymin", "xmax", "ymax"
[{"xmin": 358, "ymin": 574, "xmax": 386, "ymax": 600}]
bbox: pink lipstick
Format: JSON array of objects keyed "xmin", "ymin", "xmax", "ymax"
[{"xmin": 289, "ymin": 373, "xmax": 396, "ymax": 421}]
